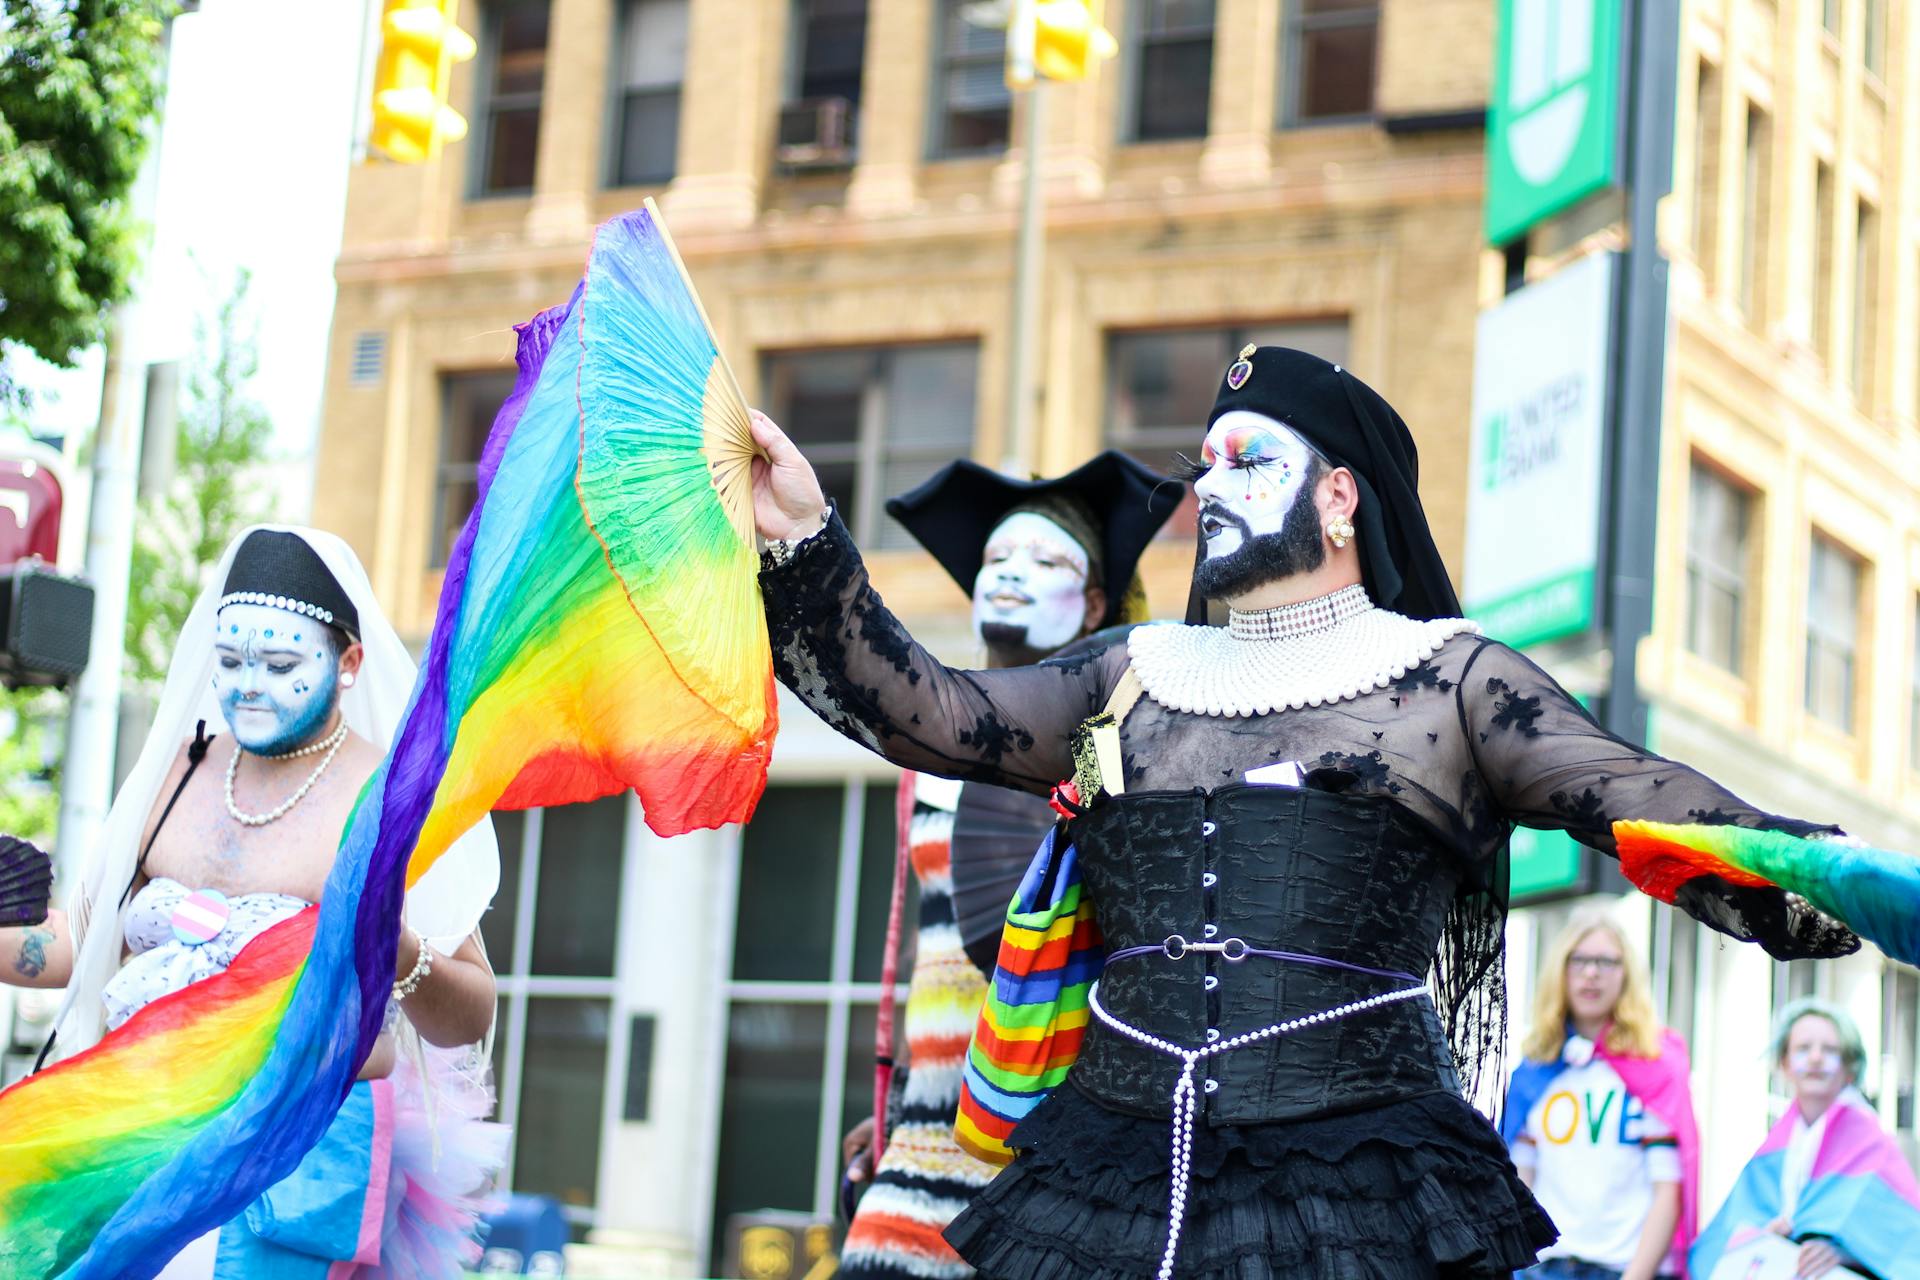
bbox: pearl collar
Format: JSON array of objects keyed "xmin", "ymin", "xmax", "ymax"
[{"xmin": 1128, "ymin": 592, "xmax": 1480, "ymax": 718}]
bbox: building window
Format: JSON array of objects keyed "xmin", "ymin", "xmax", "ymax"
[
  {"xmin": 610, "ymin": 0, "xmax": 687, "ymax": 187},
  {"xmin": 1129, "ymin": 0, "xmax": 1215, "ymax": 141},
  {"xmin": 1853, "ymin": 200, "xmax": 1880, "ymax": 404},
  {"xmin": 1883, "ymin": 967, "xmax": 1917, "ymax": 1161},
  {"xmin": 1685, "ymin": 463, "xmax": 1752, "ymax": 676},
  {"xmin": 929, "ymin": 0, "xmax": 1008, "ymax": 157},
  {"xmin": 1284, "ymin": 0, "xmax": 1379, "ymax": 125},
  {"xmin": 1805, "ymin": 533, "xmax": 1863, "ymax": 733},
  {"xmin": 1655, "ymin": 905, "xmax": 1699, "ymax": 1045},
  {"xmin": 710, "ymin": 781, "xmax": 903, "ymax": 1263},
  {"xmin": 781, "ymin": 0, "xmax": 866, "ymax": 164},
  {"xmin": 1909, "ymin": 597, "xmax": 1919, "ymax": 770},
  {"xmin": 1105, "ymin": 321, "xmax": 1348, "ymax": 539},
  {"xmin": 1823, "ymin": 0, "xmax": 1840, "ymax": 36},
  {"xmin": 1693, "ymin": 62, "xmax": 1722, "ymax": 285},
  {"xmin": 435, "ymin": 371, "xmax": 518, "ymax": 566},
  {"xmin": 1866, "ymin": 0, "xmax": 1887, "ymax": 78},
  {"xmin": 761, "ymin": 344, "xmax": 978, "ymax": 549},
  {"xmin": 1739, "ymin": 103, "xmax": 1770, "ymax": 324},
  {"xmin": 484, "ymin": 798, "xmax": 629, "ymax": 1231},
  {"xmin": 1814, "ymin": 160, "xmax": 1835, "ymax": 367},
  {"xmin": 475, "ymin": 0, "xmax": 550, "ymax": 196}
]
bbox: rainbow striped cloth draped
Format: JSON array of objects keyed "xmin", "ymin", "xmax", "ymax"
[
  {"xmin": 1614, "ymin": 820, "xmax": 1920, "ymax": 966},
  {"xmin": 955, "ymin": 825, "xmax": 1105, "ymax": 1165},
  {"xmin": 0, "ymin": 205, "xmax": 777, "ymax": 1277}
]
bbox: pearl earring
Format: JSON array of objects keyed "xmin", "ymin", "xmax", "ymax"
[
  {"xmin": 1326, "ymin": 514, "xmax": 1355, "ymax": 548},
  {"xmin": 340, "ymin": 673, "xmax": 356, "ymax": 688}
]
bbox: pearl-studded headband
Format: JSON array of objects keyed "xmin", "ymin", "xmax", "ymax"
[{"xmin": 217, "ymin": 591, "xmax": 336, "ymax": 626}]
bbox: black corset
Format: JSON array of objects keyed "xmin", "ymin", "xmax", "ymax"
[{"xmin": 1070, "ymin": 784, "xmax": 1464, "ymax": 1123}]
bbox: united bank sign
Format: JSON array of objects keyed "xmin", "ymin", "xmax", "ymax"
[{"xmin": 1464, "ymin": 252, "xmax": 1617, "ymax": 649}]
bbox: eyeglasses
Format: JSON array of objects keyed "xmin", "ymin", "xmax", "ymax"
[{"xmin": 1567, "ymin": 954, "xmax": 1624, "ymax": 975}]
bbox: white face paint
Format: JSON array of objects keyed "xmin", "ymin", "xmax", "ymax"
[
  {"xmin": 1192, "ymin": 411, "xmax": 1319, "ymax": 561},
  {"xmin": 213, "ymin": 603, "xmax": 340, "ymax": 755},
  {"xmin": 971, "ymin": 511, "xmax": 1092, "ymax": 652}
]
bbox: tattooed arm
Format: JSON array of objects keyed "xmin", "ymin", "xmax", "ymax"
[{"xmin": 0, "ymin": 908, "xmax": 73, "ymax": 989}]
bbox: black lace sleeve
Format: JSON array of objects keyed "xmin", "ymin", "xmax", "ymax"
[
  {"xmin": 1460, "ymin": 639, "xmax": 1857, "ymax": 959},
  {"xmin": 759, "ymin": 510, "xmax": 1120, "ymax": 794}
]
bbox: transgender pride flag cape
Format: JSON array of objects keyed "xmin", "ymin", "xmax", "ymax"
[{"xmin": 1690, "ymin": 1092, "xmax": 1920, "ymax": 1279}]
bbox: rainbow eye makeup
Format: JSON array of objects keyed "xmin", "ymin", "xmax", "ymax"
[{"xmin": 1200, "ymin": 425, "xmax": 1291, "ymax": 478}]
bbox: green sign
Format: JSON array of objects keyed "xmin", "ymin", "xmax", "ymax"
[
  {"xmin": 1485, "ymin": 0, "xmax": 1623, "ymax": 245},
  {"xmin": 1510, "ymin": 824, "xmax": 1584, "ymax": 901}
]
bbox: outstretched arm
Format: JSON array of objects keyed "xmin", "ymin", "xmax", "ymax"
[
  {"xmin": 752, "ymin": 412, "xmax": 1117, "ymax": 794},
  {"xmin": 1462, "ymin": 639, "xmax": 1856, "ymax": 959}
]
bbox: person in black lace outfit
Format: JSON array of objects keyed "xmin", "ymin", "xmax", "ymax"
[{"xmin": 747, "ymin": 346, "xmax": 1857, "ymax": 1280}]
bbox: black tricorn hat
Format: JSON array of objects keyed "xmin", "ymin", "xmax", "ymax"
[
  {"xmin": 220, "ymin": 529, "xmax": 361, "ymax": 639},
  {"xmin": 1202, "ymin": 346, "xmax": 1462, "ymax": 622},
  {"xmin": 884, "ymin": 451, "xmax": 1181, "ymax": 628}
]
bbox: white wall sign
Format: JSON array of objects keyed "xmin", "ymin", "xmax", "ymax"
[{"xmin": 1465, "ymin": 251, "xmax": 1617, "ymax": 648}]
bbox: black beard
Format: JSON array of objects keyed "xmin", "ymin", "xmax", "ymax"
[
  {"xmin": 979, "ymin": 620, "xmax": 1054, "ymax": 668},
  {"xmin": 1192, "ymin": 482, "xmax": 1327, "ymax": 600}
]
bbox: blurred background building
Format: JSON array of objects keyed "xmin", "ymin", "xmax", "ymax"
[{"xmin": 302, "ymin": 0, "xmax": 1920, "ymax": 1272}]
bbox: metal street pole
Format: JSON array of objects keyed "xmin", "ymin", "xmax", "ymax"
[
  {"xmin": 56, "ymin": 14, "xmax": 183, "ymax": 874},
  {"xmin": 1002, "ymin": 79, "xmax": 1048, "ymax": 476},
  {"xmin": 1601, "ymin": 0, "xmax": 1681, "ymax": 747}
]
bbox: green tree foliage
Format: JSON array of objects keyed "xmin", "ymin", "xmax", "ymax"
[
  {"xmin": 0, "ymin": 689, "xmax": 60, "ymax": 842},
  {"xmin": 0, "ymin": 0, "xmax": 172, "ymax": 400},
  {"xmin": 125, "ymin": 266, "xmax": 272, "ymax": 686}
]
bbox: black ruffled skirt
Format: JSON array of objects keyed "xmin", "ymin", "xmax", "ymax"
[{"xmin": 943, "ymin": 1084, "xmax": 1556, "ymax": 1280}]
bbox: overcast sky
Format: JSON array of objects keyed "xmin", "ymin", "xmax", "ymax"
[{"xmin": 18, "ymin": 0, "xmax": 366, "ymax": 469}]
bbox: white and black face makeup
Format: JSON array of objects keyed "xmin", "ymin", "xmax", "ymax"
[
  {"xmin": 213, "ymin": 603, "xmax": 341, "ymax": 756},
  {"xmin": 1190, "ymin": 411, "xmax": 1327, "ymax": 600},
  {"xmin": 972, "ymin": 511, "xmax": 1092, "ymax": 655}
]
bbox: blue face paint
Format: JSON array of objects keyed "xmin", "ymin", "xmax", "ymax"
[{"xmin": 212, "ymin": 602, "xmax": 341, "ymax": 755}]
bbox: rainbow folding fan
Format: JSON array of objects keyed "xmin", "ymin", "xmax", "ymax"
[{"xmin": 0, "ymin": 199, "xmax": 777, "ymax": 1277}]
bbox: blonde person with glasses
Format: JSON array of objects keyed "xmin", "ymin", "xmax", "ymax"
[
  {"xmin": 1503, "ymin": 910, "xmax": 1700, "ymax": 1280},
  {"xmin": 1690, "ymin": 999, "xmax": 1920, "ymax": 1279}
]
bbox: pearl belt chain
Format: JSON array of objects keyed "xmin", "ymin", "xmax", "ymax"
[
  {"xmin": 226, "ymin": 720, "xmax": 350, "ymax": 827},
  {"xmin": 1086, "ymin": 979, "xmax": 1431, "ymax": 1280}
]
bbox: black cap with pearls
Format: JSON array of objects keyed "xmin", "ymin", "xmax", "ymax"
[{"xmin": 219, "ymin": 530, "xmax": 360, "ymax": 639}]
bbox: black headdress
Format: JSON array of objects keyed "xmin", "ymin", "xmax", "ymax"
[
  {"xmin": 1194, "ymin": 346, "xmax": 1463, "ymax": 624},
  {"xmin": 885, "ymin": 451, "xmax": 1181, "ymax": 628},
  {"xmin": 219, "ymin": 529, "xmax": 361, "ymax": 639}
]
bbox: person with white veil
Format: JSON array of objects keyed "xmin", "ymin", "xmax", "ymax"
[{"xmin": 0, "ymin": 525, "xmax": 504, "ymax": 1278}]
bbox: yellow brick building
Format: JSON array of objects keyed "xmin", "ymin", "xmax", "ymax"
[{"xmin": 310, "ymin": 0, "xmax": 1920, "ymax": 1268}]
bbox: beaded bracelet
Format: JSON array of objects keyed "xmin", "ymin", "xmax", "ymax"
[{"xmin": 393, "ymin": 933, "xmax": 434, "ymax": 1001}]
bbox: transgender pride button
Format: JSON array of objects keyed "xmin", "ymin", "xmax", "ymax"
[{"xmin": 170, "ymin": 888, "xmax": 231, "ymax": 946}]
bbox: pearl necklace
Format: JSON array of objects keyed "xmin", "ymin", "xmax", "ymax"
[
  {"xmin": 1088, "ymin": 979, "xmax": 1431, "ymax": 1280},
  {"xmin": 1128, "ymin": 592, "xmax": 1480, "ymax": 718},
  {"xmin": 225, "ymin": 720, "xmax": 350, "ymax": 827}
]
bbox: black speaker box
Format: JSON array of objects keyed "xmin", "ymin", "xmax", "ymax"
[{"xmin": 0, "ymin": 562, "xmax": 93, "ymax": 689}]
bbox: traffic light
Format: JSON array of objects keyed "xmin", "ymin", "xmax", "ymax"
[
  {"xmin": 1007, "ymin": 0, "xmax": 1118, "ymax": 88},
  {"xmin": 368, "ymin": 0, "xmax": 477, "ymax": 164}
]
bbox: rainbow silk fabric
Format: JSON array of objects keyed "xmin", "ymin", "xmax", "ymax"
[
  {"xmin": 955, "ymin": 827, "xmax": 1105, "ymax": 1165},
  {"xmin": 1614, "ymin": 820, "xmax": 1920, "ymax": 967},
  {"xmin": 0, "ymin": 206, "xmax": 776, "ymax": 1278}
]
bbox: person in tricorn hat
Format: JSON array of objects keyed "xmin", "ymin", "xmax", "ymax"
[
  {"xmin": 838, "ymin": 452, "xmax": 1175, "ymax": 1280},
  {"xmin": 746, "ymin": 348, "xmax": 1861, "ymax": 1278}
]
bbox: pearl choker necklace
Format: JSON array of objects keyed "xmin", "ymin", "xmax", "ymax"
[
  {"xmin": 226, "ymin": 720, "xmax": 350, "ymax": 827},
  {"xmin": 1127, "ymin": 595, "xmax": 1480, "ymax": 718},
  {"xmin": 1228, "ymin": 584, "xmax": 1374, "ymax": 642}
]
